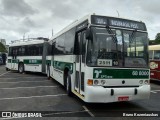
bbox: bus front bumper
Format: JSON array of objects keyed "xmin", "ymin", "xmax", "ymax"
[{"xmin": 85, "ymin": 85, "xmax": 150, "ymax": 103}]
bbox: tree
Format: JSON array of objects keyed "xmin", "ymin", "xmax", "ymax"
[
  {"xmin": 0, "ymin": 42, "xmax": 7, "ymax": 52},
  {"xmin": 149, "ymin": 40, "xmax": 155, "ymax": 45},
  {"xmin": 155, "ymin": 33, "xmax": 160, "ymax": 44}
]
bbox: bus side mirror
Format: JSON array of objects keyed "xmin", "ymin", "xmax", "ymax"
[{"xmin": 86, "ymin": 28, "xmax": 93, "ymax": 40}]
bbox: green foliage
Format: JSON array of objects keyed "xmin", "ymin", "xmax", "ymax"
[
  {"xmin": 0, "ymin": 42, "xmax": 7, "ymax": 52},
  {"xmin": 149, "ymin": 40, "xmax": 155, "ymax": 45},
  {"xmin": 155, "ymin": 33, "xmax": 160, "ymax": 44}
]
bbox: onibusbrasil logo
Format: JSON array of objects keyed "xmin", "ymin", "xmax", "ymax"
[
  {"xmin": 1, "ymin": 112, "xmax": 42, "ymax": 118},
  {"xmin": 150, "ymin": 62, "xmax": 158, "ymax": 69}
]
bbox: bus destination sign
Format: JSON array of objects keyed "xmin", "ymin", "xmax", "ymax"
[
  {"xmin": 110, "ymin": 19, "xmax": 138, "ymax": 29},
  {"xmin": 91, "ymin": 15, "xmax": 146, "ymax": 31}
]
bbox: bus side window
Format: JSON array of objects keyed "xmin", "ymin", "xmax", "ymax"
[
  {"xmin": 52, "ymin": 42, "xmax": 56, "ymax": 55},
  {"xmin": 21, "ymin": 47, "xmax": 25, "ymax": 55},
  {"xmin": 12, "ymin": 47, "xmax": 18, "ymax": 59},
  {"xmin": 9, "ymin": 47, "xmax": 12, "ymax": 56},
  {"xmin": 154, "ymin": 50, "xmax": 160, "ymax": 59},
  {"xmin": 82, "ymin": 31, "xmax": 86, "ymax": 63},
  {"xmin": 74, "ymin": 34, "xmax": 80, "ymax": 55},
  {"xmin": 64, "ymin": 28, "xmax": 75, "ymax": 54},
  {"xmin": 149, "ymin": 50, "xmax": 153, "ymax": 60}
]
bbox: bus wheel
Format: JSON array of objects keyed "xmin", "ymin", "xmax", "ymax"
[
  {"xmin": 47, "ymin": 66, "xmax": 51, "ymax": 80},
  {"xmin": 6, "ymin": 67, "xmax": 9, "ymax": 71},
  {"xmin": 66, "ymin": 72, "xmax": 72, "ymax": 96},
  {"xmin": 18, "ymin": 63, "xmax": 24, "ymax": 74}
]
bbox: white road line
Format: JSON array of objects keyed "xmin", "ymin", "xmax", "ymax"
[
  {"xmin": 43, "ymin": 110, "xmax": 86, "ymax": 116},
  {"xmin": 82, "ymin": 106, "xmax": 94, "ymax": 117},
  {"xmin": 0, "ymin": 80, "xmax": 50, "ymax": 84},
  {"xmin": 0, "ymin": 71, "xmax": 10, "ymax": 76},
  {"xmin": 0, "ymin": 77, "xmax": 47, "ymax": 79},
  {"xmin": 150, "ymin": 91, "xmax": 157, "ymax": 93},
  {"xmin": 0, "ymin": 85, "xmax": 59, "ymax": 90},
  {"xmin": 0, "ymin": 94, "xmax": 67, "ymax": 100},
  {"xmin": 151, "ymin": 90, "xmax": 160, "ymax": 93},
  {"xmin": 152, "ymin": 90, "xmax": 160, "ymax": 92}
]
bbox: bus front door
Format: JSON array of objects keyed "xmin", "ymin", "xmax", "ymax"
[{"xmin": 75, "ymin": 31, "xmax": 86, "ymax": 96}]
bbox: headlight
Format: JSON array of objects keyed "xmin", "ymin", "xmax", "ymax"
[
  {"xmin": 139, "ymin": 80, "xmax": 143, "ymax": 84},
  {"xmin": 101, "ymin": 80, "xmax": 106, "ymax": 85},
  {"xmin": 94, "ymin": 80, "xmax": 99, "ymax": 85},
  {"xmin": 144, "ymin": 80, "xmax": 149, "ymax": 84}
]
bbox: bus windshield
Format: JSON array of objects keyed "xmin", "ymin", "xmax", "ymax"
[{"xmin": 87, "ymin": 27, "xmax": 148, "ymax": 68}]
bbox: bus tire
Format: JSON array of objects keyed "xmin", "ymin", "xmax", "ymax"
[
  {"xmin": 18, "ymin": 63, "xmax": 24, "ymax": 74},
  {"xmin": 6, "ymin": 67, "xmax": 9, "ymax": 71},
  {"xmin": 66, "ymin": 72, "xmax": 72, "ymax": 97},
  {"xmin": 47, "ymin": 66, "xmax": 51, "ymax": 80}
]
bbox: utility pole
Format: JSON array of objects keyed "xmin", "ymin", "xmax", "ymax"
[
  {"xmin": 23, "ymin": 33, "xmax": 25, "ymax": 41},
  {"xmin": 52, "ymin": 29, "xmax": 54, "ymax": 36},
  {"xmin": 116, "ymin": 10, "xmax": 120, "ymax": 17}
]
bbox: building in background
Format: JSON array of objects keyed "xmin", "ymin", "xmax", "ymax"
[
  {"xmin": 5, "ymin": 45, "xmax": 9, "ymax": 52},
  {"xmin": 0, "ymin": 39, "xmax": 6, "ymax": 46}
]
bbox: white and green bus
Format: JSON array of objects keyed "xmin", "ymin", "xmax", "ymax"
[
  {"xmin": 48, "ymin": 14, "xmax": 150, "ymax": 103},
  {"xmin": 6, "ymin": 37, "xmax": 50, "ymax": 73}
]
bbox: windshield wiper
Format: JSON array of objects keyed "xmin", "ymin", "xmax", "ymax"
[
  {"xmin": 129, "ymin": 29, "xmax": 137, "ymax": 57},
  {"xmin": 106, "ymin": 26, "xmax": 117, "ymax": 43},
  {"xmin": 130, "ymin": 29, "xmax": 137, "ymax": 43},
  {"xmin": 106, "ymin": 26, "xmax": 119, "ymax": 61}
]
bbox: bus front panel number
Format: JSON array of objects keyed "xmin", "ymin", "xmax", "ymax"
[
  {"xmin": 132, "ymin": 71, "xmax": 149, "ymax": 76},
  {"xmin": 97, "ymin": 59, "xmax": 112, "ymax": 66}
]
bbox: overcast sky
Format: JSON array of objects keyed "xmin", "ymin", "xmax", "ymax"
[{"xmin": 0, "ymin": 0, "xmax": 160, "ymax": 44}]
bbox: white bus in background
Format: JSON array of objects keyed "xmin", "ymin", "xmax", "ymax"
[
  {"xmin": 47, "ymin": 14, "xmax": 150, "ymax": 103},
  {"xmin": 6, "ymin": 37, "xmax": 50, "ymax": 74}
]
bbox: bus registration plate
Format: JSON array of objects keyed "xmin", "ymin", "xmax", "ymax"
[{"xmin": 118, "ymin": 96, "xmax": 129, "ymax": 101}]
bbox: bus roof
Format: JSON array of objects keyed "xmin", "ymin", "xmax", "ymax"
[
  {"xmin": 9, "ymin": 37, "xmax": 48, "ymax": 47},
  {"xmin": 49, "ymin": 14, "xmax": 146, "ymax": 42},
  {"xmin": 149, "ymin": 44, "xmax": 160, "ymax": 51},
  {"xmin": 49, "ymin": 14, "xmax": 92, "ymax": 42}
]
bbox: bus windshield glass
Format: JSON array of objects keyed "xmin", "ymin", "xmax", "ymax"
[{"xmin": 87, "ymin": 27, "xmax": 148, "ymax": 68}]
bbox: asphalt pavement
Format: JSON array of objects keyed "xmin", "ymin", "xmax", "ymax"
[{"xmin": 0, "ymin": 65, "xmax": 160, "ymax": 119}]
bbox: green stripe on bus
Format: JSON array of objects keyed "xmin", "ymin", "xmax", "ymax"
[
  {"xmin": 8, "ymin": 59, "xmax": 11, "ymax": 63},
  {"xmin": 46, "ymin": 60, "xmax": 51, "ymax": 65},
  {"xmin": 7, "ymin": 59, "xmax": 19, "ymax": 63},
  {"xmin": 23, "ymin": 59, "xmax": 42, "ymax": 64},
  {"xmin": 93, "ymin": 68, "xmax": 150, "ymax": 79},
  {"xmin": 53, "ymin": 61, "xmax": 73, "ymax": 73}
]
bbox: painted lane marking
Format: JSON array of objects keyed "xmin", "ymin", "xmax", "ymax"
[
  {"xmin": 82, "ymin": 106, "xmax": 95, "ymax": 117},
  {"xmin": 0, "ymin": 94, "xmax": 67, "ymax": 101},
  {"xmin": 0, "ymin": 80, "xmax": 50, "ymax": 84},
  {"xmin": 0, "ymin": 86, "xmax": 59, "ymax": 90},
  {"xmin": 150, "ymin": 90, "xmax": 160, "ymax": 93},
  {"xmin": 152, "ymin": 90, "xmax": 160, "ymax": 92},
  {"xmin": 0, "ymin": 71, "xmax": 10, "ymax": 76},
  {"xmin": 150, "ymin": 91, "xmax": 157, "ymax": 93},
  {"xmin": 0, "ymin": 77, "xmax": 47, "ymax": 79},
  {"xmin": 42, "ymin": 110, "xmax": 87, "ymax": 116}
]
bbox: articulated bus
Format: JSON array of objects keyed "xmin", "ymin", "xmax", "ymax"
[
  {"xmin": 6, "ymin": 37, "xmax": 49, "ymax": 73},
  {"xmin": 149, "ymin": 44, "xmax": 160, "ymax": 80},
  {"xmin": 47, "ymin": 14, "xmax": 150, "ymax": 103}
]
